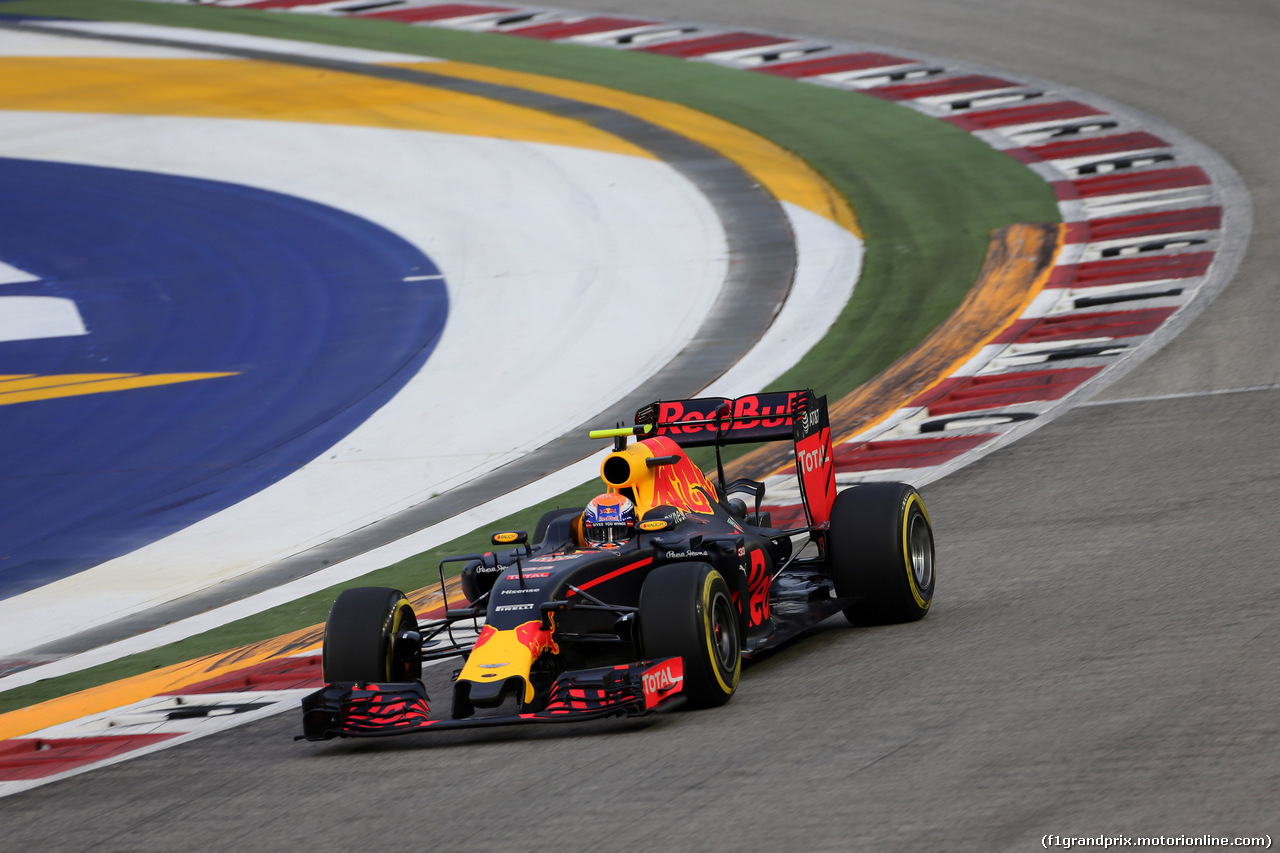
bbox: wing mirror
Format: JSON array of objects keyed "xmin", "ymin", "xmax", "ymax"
[{"xmin": 491, "ymin": 530, "xmax": 529, "ymax": 552}]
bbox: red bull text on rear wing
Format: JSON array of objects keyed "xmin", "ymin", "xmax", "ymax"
[
  {"xmin": 636, "ymin": 390, "xmax": 806, "ymax": 447},
  {"xmin": 635, "ymin": 391, "xmax": 836, "ymax": 525}
]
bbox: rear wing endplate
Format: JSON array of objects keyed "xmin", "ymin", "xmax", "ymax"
[{"xmin": 790, "ymin": 392, "xmax": 836, "ymax": 526}]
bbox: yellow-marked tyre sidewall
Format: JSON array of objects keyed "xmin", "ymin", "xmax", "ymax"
[
  {"xmin": 321, "ymin": 587, "xmax": 419, "ymax": 683},
  {"xmin": 386, "ymin": 595, "xmax": 420, "ymax": 682},
  {"xmin": 701, "ymin": 569, "xmax": 742, "ymax": 698},
  {"xmin": 640, "ymin": 562, "xmax": 742, "ymax": 709},
  {"xmin": 900, "ymin": 492, "xmax": 934, "ymax": 612},
  {"xmin": 829, "ymin": 483, "xmax": 936, "ymax": 625}
]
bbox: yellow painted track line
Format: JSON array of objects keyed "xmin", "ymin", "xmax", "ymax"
[
  {"xmin": 0, "ymin": 372, "xmax": 238, "ymax": 406},
  {"xmin": 0, "ymin": 56, "xmax": 654, "ymax": 158},
  {"xmin": 404, "ymin": 60, "xmax": 861, "ymax": 236},
  {"xmin": 0, "ymin": 56, "xmax": 858, "ymax": 226}
]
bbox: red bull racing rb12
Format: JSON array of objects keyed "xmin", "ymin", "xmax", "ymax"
[{"xmin": 300, "ymin": 390, "xmax": 935, "ymax": 739}]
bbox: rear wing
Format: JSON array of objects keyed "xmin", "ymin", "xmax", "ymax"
[
  {"xmin": 633, "ymin": 391, "xmax": 837, "ymax": 526},
  {"xmin": 635, "ymin": 391, "xmax": 808, "ymax": 447}
]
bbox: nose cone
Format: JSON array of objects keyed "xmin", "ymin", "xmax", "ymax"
[
  {"xmin": 454, "ymin": 620, "xmax": 557, "ymax": 716},
  {"xmin": 453, "ymin": 673, "xmax": 527, "ymax": 718}
]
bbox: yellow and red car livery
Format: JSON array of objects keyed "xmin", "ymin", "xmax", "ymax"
[{"xmin": 302, "ymin": 390, "xmax": 936, "ymax": 740}]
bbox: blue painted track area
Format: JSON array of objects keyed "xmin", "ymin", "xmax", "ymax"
[{"xmin": 0, "ymin": 157, "xmax": 448, "ymax": 599}]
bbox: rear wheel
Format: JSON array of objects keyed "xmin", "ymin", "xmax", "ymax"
[
  {"xmin": 640, "ymin": 562, "xmax": 741, "ymax": 708},
  {"xmin": 828, "ymin": 483, "xmax": 935, "ymax": 625},
  {"xmin": 322, "ymin": 587, "xmax": 421, "ymax": 683}
]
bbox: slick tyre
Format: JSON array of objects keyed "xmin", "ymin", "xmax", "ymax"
[
  {"xmin": 640, "ymin": 562, "xmax": 741, "ymax": 708},
  {"xmin": 322, "ymin": 587, "xmax": 421, "ymax": 683},
  {"xmin": 828, "ymin": 483, "xmax": 935, "ymax": 625}
]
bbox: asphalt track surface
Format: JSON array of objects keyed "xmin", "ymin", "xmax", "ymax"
[{"xmin": 3, "ymin": 1, "xmax": 1276, "ymax": 850}]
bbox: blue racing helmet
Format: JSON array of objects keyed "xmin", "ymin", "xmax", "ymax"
[{"xmin": 583, "ymin": 493, "xmax": 637, "ymax": 545}]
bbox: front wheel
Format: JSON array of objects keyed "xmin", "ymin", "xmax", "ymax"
[
  {"xmin": 321, "ymin": 587, "xmax": 421, "ymax": 683},
  {"xmin": 639, "ymin": 562, "xmax": 741, "ymax": 708},
  {"xmin": 828, "ymin": 483, "xmax": 935, "ymax": 625}
]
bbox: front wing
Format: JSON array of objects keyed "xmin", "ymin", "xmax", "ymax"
[{"xmin": 300, "ymin": 657, "xmax": 684, "ymax": 740}]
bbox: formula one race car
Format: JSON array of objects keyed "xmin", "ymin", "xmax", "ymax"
[{"xmin": 300, "ymin": 390, "xmax": 934, "ymax": 740}]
